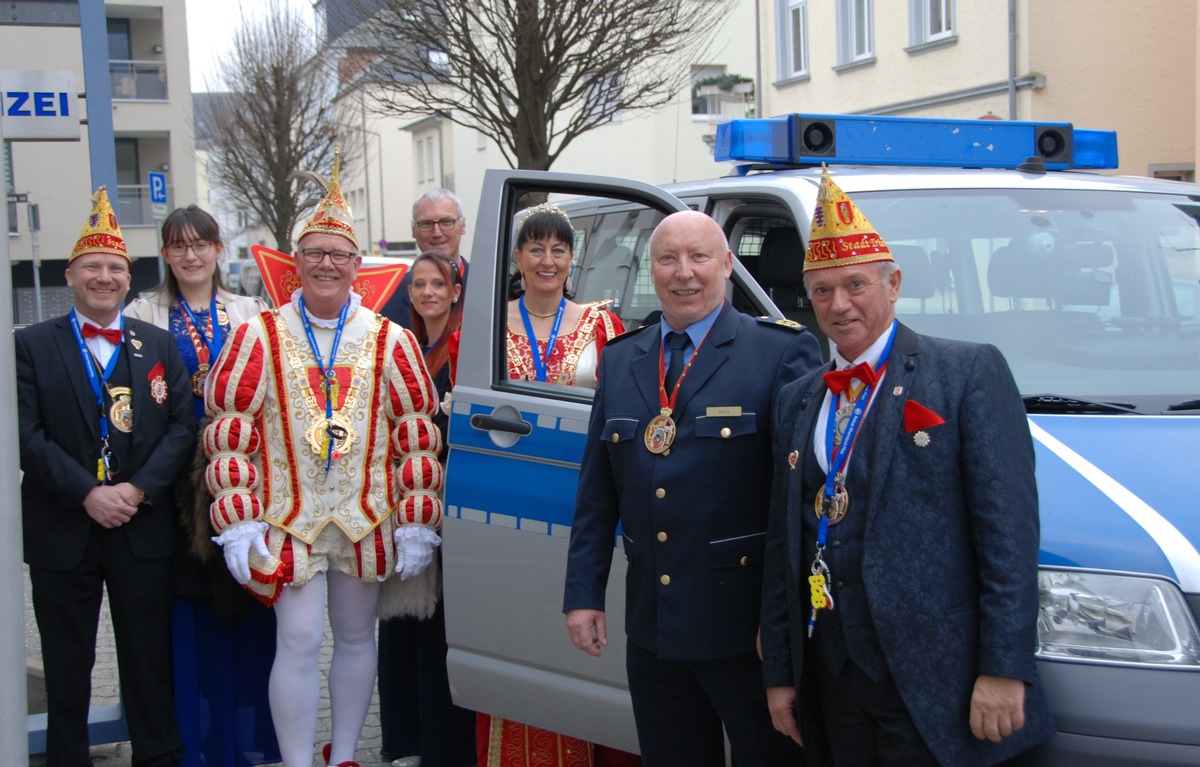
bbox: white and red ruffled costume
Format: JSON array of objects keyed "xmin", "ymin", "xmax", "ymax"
[{"xmin": 203, "ymin": 300, "xmax": 442, "ymax": 606}]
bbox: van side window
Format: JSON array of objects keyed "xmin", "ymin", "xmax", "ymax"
[{"xmin": 575, "ymin": 208, "xmax": 666, "ymax": 328}]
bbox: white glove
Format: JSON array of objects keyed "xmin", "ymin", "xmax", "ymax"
[
  {"xmin": 440, "ymin": 390, "xmax": 453, "ymax": 418},
  {"xmin": 213, "ymin": 520, "xmax": 270, "ymax": 585},
  {"xmin": 394, "ymin": 525, "xmax": 442, "ymax": 580}
]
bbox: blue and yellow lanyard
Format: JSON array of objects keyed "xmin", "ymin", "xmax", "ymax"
[
  {"xmin": 298, "ymin": 295, "xmax": 350, "ymax": 472},
  {"xmin": 69, "ymin": 309, "xmax": 123, "ymax": 484}
]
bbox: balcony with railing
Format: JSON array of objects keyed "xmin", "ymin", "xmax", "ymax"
[
  {"xmin": 109, "ymin": 60, "xmax": 168, "ymax": 101},
  {"xmin": 116, "ymin": 183, "xmax": 171, "ymax": 227}
]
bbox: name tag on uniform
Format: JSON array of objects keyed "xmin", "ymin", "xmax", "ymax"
[{"xmin": 706, "ymin": 406, "xmax": 742, "ymax": 417}]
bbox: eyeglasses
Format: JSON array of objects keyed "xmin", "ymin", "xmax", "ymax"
[
  {"xmin": 414, "ymin": 217, "xmax": 461, "ymax": 233},
  {"xmin": 299, "ymin": 248, "xmax": 356, "ymax": 265},
  {"xmin": 166, "ymin": 241, "xmax": 213, "ymax": 256}
]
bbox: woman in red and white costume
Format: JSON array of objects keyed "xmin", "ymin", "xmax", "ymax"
[{"xmin": 204, "ymin": 156, "xmax": 443, "ymax": 767}]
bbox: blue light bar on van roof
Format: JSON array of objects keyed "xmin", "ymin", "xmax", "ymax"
[{"xmin": 714, "ymin": 113, "xmax": 1119, "ymax": 170}]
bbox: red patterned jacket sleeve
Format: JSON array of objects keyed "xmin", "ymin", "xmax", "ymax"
[
  {"xmin": 203, "ymin": 320, "xmax": 268, "ymax": 534},
  {"xmin": 594, "ymin": 309, "xmax": 625, "ymax": 358},
  {"xmin": 387, "ymin": 323, "xmax": 444, "ymax": 531}
]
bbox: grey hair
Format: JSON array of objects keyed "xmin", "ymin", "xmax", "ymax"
[
  {"xmin": 803, "ymin": 259, "xmax": 897, "ymax": 292},
  {"xmin": 412, "ymin": 188, "xmax": 464, "ymax": 220}
]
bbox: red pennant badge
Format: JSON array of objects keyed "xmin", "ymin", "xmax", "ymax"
[
  {"xmin": 903, "ymin": 400, "xmax": 945, "ymax": 433},
  {"xmin": 250, "ymin": 245, "xmax": 408, "ymax": 312},
  {"xmin": 147, "ymin": 361, "xmax": 164, "ymax": 381}
]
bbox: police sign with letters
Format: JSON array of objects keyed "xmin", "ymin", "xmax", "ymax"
[{"xmin": 0, "ymin": 70, "xmax": 78, "ymax": 141}]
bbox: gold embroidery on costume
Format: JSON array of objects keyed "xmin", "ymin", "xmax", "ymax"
[
  {"xmin": 506, "ymin": 305, "xmax": 605, "ymax": 385},
  {"xmin": 274, "ymin": 310, "xmax": 382, "ymax": 467}
]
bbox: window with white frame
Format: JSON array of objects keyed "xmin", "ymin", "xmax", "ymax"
[
  {"xmin": 836, "ymin": 0, "xmax": 874, "ymax": 66},
  {"xmin": 777, "ymin": 0, "xmax": 808, "ymax": 80},
  {"xmin": 424, "ymin": 137, "xmax": 437, "ymax": 183},
  {"xmin": 910, "ymin": 0, "xmax": 953, "ymax": 46},
  {"xmin": 584, "ymin": 73, "xmax": 622, "ymax": 124}
]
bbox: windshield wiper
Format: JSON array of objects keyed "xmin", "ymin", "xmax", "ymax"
[
  {"xmin": 1022, "ymin": 395, "xmax": 1138, "ymax": 414},
  {"xmin": 1167, "ymin": 399, "xmax": 1200, "ymax": 411}
]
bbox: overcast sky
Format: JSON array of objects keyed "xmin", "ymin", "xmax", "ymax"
[{"xmin": 186, "ymin": 0, "xmax": 316, "ymax": 91}]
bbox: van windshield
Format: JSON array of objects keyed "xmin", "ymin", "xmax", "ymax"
[{"xmin": 852, "ymin": 188, "xmax": 1200, "ymax": 412}]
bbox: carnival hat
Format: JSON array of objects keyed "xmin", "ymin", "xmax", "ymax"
[
  {"xmin": 295, "ymin": 148, "xmax": 358, "ymax": 250},
  {"xmin": 804, "ymin": 166, "xmax": 892, "ymax": 272},
  {"xmin": 70, "ymin": 186, "xmax": 129, "ymax": 263}
]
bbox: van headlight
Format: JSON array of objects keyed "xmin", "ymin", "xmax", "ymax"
[{"xmin": 1037, "ymin": 569, "xmax": 1200, "ymax": 666}]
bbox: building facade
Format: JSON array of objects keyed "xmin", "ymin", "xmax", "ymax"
[
  {"xmin": 2, "ymin": 0, "xmax": 196, "ymax": 323},
  {"xmin": 760, "ymin": 0, "xmax": 1197, "ymax": 180},
  {"xmin": 323, "ymin": 0, "xmax": 760, "ymax": 260}
]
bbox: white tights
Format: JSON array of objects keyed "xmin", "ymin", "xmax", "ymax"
[{"xmin": 270, "ymin": 570, "xmax": 381, "ymax": 766}]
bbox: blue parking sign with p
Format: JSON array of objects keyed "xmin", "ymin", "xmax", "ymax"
[{"xmin": 149, "ymin": 172, "xmax": 167, "ymax": 205}]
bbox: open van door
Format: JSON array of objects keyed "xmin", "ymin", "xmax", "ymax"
[{"xmin": 442, "ymin": 170, "xmax": 692, "ymax": 752}]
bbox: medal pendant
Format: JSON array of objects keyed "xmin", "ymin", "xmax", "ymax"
[
  {"xmin": 834, "ymin": 404, "xmax": 852, "ymax": 446},
  {"xmin": 305, "ymin": 415, "xmax": 355, "ymax": 461},
  {"xmin": 814, "ymin": 483, "xmax": 850, "ymax": 524},
  {"xmin": 644, "ymin": 409, "xmax": 676, "ymax": 454},
  {"xmin": 191, "ymin": 362, "xmax": 210, "ymax": 398},
  {"xmin": 108, "ymin": 387, "xmax": 134, "ymax": 433}
]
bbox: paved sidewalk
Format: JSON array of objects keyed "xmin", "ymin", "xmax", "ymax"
[{"xmin": 24, "ymin": 567, "xmax": 399, "ymax": 767}]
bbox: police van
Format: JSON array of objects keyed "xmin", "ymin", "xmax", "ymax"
[{"xmin": 443, "ymin": 114, "xmax": 1200, "ymax": 765}]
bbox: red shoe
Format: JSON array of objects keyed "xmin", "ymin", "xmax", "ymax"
[{"xmin": 322, "ymin": 742, "xmax": 361, "ymax": 767}]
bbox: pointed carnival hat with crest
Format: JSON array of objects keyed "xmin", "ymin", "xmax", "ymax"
[
  {"xmin": 70, "ymin": 186, "xmax": 129, "ymax": 263},
  {"xmin": 250, "ymin": 149, "xmax": 407, "ymax": 311},
  {"xmin": 804, "ymin": 165, "xmax": 892, "ymax": 272},
  {"xmin": 295, "ymin": 148, "xmax": 359, "ymax": 250}
]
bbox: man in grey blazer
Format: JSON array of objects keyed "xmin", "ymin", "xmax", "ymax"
[{"xmin": 761, "ymin": 170, "xmax": 1055, "ymax": 766}]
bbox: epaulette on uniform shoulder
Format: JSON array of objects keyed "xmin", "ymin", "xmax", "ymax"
[
  {"xmin": 606, "ymin": 323, "xmax": 654, "ymax": 346},
  {"xmin": 756, "ymin": 316, "xmax": 806, "ymax": 332}
]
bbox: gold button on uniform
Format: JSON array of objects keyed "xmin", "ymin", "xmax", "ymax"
[
  {"xmin": 611, "ymin": 433, "xmax": 620, "ymax": 443},
  {"xmin": 720, "ymin": 427, "xmax": 732, "ymax": 438},
  {"xmin": 660, "ymin": 574, "xmax": 671, "ymax": 585},
  {"xmin": 739, "ymin": 555, "xmax": 749, "ymax": 566},
  {"xmin": 657, "ymin": 531, "xmax": 667, "ymax": 542},
  {"xmin": 655, "ymin": 488, "xmax": 666, "ymax": 499}
]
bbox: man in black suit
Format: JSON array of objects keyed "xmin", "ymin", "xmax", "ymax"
[
  {"xmin": 17, "ymin": 187, "xmax": 195, "ymax": 767},
  {"xmin": 564, "ymin": 210, "xmax": 821, "ymax": 766},
  {"xmin": 379, "ymin": 188, "xmax": 469, "ymax": 329},
  {"xmin": 761, "ymin": 170, "xmax": 1054, "ymax": 766}
]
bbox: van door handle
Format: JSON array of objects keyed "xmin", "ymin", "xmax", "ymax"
[{"xmin": 470, "ymin": 414, "xmax": 533, "ymax": 436}]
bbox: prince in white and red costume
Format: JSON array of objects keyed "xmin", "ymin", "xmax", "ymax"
[{"xmin": 204, "ymin": 152, "xmax": 443, "ymax": 767}]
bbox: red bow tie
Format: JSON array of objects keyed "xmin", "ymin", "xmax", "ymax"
[
  {"xmin": 823, "ymin": 361, "xmax": 878, "ymax": 395},
  {"xmin": 81, "ymin": 324, "xmax": 123, "ymax": 345}
]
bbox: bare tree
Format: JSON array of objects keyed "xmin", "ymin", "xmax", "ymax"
[
  {"xmin": 341, "ymin": 0, "xmax": 736, "ymax": 170},
  {"xmin": 196, "ymin": 1, "xmax": 342, "ymax": 252}
]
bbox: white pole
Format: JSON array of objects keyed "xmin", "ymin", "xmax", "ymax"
[{"xmin": 0, "ymin": 119, "xmax": 31, "ymax": 766}]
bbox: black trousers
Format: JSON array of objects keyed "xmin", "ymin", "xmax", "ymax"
[
  {"xmin": 626, "ymin": 641, "xmax": 804, "ymax": 767},
  {"xmin": 812, "ymin": 659, "xmax": 938, "ymax": 767},
  {"xmin": 30, "ymin": 524, "xmax": 182, "ymax": 767},
  {"xmin": 377, "ymin": 598, "xmax": 477, "ymax": 767}
]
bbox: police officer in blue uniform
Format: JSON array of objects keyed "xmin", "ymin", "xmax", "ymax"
[{"xmin": 565, "ymin": 210, "xmax": 821, "ymax": 766}]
